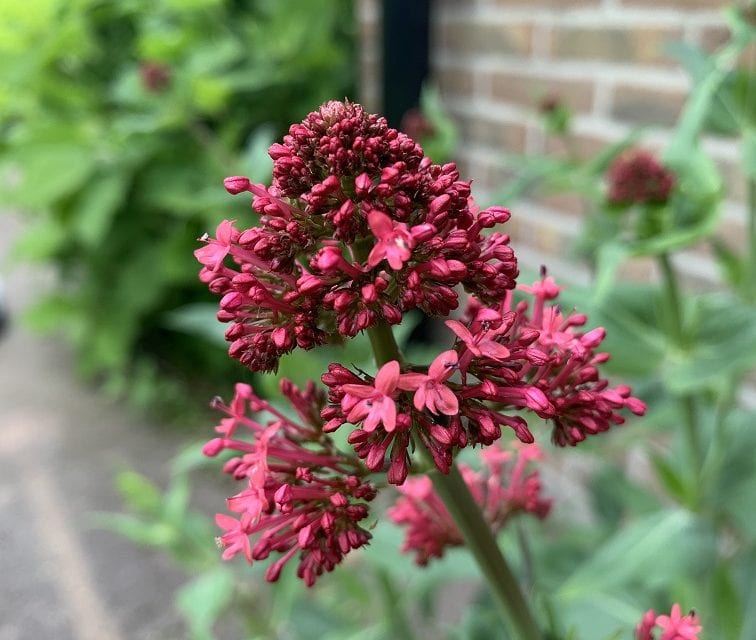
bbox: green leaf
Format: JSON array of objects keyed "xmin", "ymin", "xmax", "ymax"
[
  {"xmin": 163, "ymin": 303, "xmax": 228, "ymax": 347},
  {"xmin": 89, "ymin": 512, "xmax": 178, "ymax": 547},
  {"xmin": 649, "ymin": 452, "xmax": 692, "ymax": 505},
  {"xmin": 71, "ymin": 172, "xmax": 128, "ymax": 247},
  {"xmin": 11, "ymin": 217, "xmax": 68, "ymax": 261},
  {"xmin": 241, "ymin": 125, "xmax": 275, "ymax": 181},
  {"xmin": 710, "ymin": 238, "xmax": 746, "ymax": 288},
  {"xmin": 711, "ymin": 563, "xmax": 743, "ymax": 640},
  {"xmin": 662, "ymin": 294, "xmax": 756, "ymax": 394},
  {"xmin": 591, "ymin": 242, "xmax": 628, "ymax": 304},
  {"xmin": 557, "ymin": 509, "xmax": 714, "ymax": 600},
  {"xmin": 743, "ymin": 131, "xmax": 756, "ymax": 178},
  {"xmin": 418, "ymin": 83, "xmax": 459, "ymax": 164},
  {"xmin": 175, "ymin": 566, "xmax": 236, "ymax": 640},
  {"xmin": 163, "ymin": 474, "xmax": 190, "ymax": 524},
  {"xmin": 1, "ymin": 141, "xmax": 96, "ymax": 208},
  {"xmin": 115, "ymin": 470, "xmax": 163, "ymax": 515}
]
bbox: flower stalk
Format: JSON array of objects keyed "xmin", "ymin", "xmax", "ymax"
[
  {"xmin": 366, "ymin": 321, "xmax": 543, "ymax": 640},
  {"xmin": 658, "ymin": 252, "xmax": 702, "ymax": 506}
]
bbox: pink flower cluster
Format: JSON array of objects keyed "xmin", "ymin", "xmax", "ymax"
[
  {"xmin": 388, "ymin": 443, "xmax": 551, "ymax": 565},
  {"xmin": 636, "ymin": 604, "xmax": 702, "ymax": 640},
  {"xmin": 606, "ymin": 149, "xmax": 675, "ymax": 206},
  {"xmin": 321, "ymin": 272, "xmax": 646, "ymax": 484},
  {"xmin": 195, "ymin": 100, "xmax": 517, "ymax": 372},
  {"xmin": 203, "ymin": 380, "xmax": 376, "ymax": 586},
  {"xmin": 197, "ymin": 100, "xmax": 647, "ymax": 587}
]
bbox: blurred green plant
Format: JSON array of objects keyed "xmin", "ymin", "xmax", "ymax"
[
  {"xmin": 0, "ymin": 0, "xmax": 355, "ymax": 417},
  {"xmin": 488, "ymin": 5, "xmax": 756, "ymax": 638}
]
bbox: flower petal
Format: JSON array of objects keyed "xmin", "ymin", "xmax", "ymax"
[
  {"xmin": 374, "ymin": 361, "xmax": 400, "ymax": 395},
  {"xmin": 367, "ymin": 210, "xmax": 393, "ymax": 238}
]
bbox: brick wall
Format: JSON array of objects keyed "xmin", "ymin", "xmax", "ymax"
[{"xmin": 357, "ymin": 0, "xmax": 752, "ymax": 287}]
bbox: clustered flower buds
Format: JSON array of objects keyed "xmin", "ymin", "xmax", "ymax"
[
  {"xmin": 197, "ymin": 100, "xmax": 646, "ymax": 587},
  {"xmin": 606, "ymin": 149, "xmax": 676, "ymax": 206},
  {"xmin": 388, "ymin": 442, "xmax": 551, "ymax": 565},
  {"xmin": 636, "ymin": 604, "xmax": 702, "ymax": 640},
  {"xmin": 195, "ymin": 100, "xmax": 517, "ymax": 372},
  {"xmin": 205, "ymin": 380, "xmax": 376, "ymax": 586}
]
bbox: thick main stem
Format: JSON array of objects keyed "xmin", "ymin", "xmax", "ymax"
[
  {"xmin": 365, "ymin": 322, "xmax": 543, "ymax": 640},
  {"xmin": 658, "ymin": 253, "xmax": 702, "ymax": 504}
]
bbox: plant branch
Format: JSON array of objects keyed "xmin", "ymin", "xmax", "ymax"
[{"xmin": 657, "ymin": 253, "xmax": 702, "ymax": 505}]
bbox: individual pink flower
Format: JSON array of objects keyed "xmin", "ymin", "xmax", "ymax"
[
  {"xmin": 215, "ymin": 513, "xmax": 254, "ymax": 562},
  {"xmin": 656, "ymin": 604, "xmax": 702, "ymax": 640},
  {"xmin": 194, "ymin": 220, "xmax": 237, "ymax": 271},
  {"xmin": 398, "ymin": 350, "xmax": 459, "ymax": 415},
  {"xmin": 366, "ymin": 210, "xmax": 415, "ymax": 270},
  {"xmin": 340, "ymin": 360, "xmax": 400, "ymax": 432},
  {"xmin": 388, "ymin": 442, "xmax": 551, "ymax": 565},
  {"xmin": 636, "ymin": 604, "xmax": 701, "ymax": 640}
]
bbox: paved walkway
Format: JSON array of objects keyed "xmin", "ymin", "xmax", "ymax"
[{"xmin": 0, "ymin": 215, "xmax": 210, "ymax": 639}]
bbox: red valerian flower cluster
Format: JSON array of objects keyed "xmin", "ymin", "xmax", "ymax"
[
  {"xmin": 203, "ymin": 380, "xmax": 376, "ymax": 586},
  {"xmin": 195, "ymin": 100, "xmax": 517, "ymax": 372},
  {"xmin": 197, "ymin": 100, "xmax": 646, "ymax": 586},
  {"xmin": 636, "ymin": 604, "xmax": 702, "ymax": 640},
  {"xmin": 388, "ymin": 442, "xmax": 551, "ymax": 565},
  {"xmin": 321, "ymin": 272, "xmax": 646, "ymax": 485},
  {"xmin": 606, "ymin": 148, "xmax": 676, "ymax": 206}
]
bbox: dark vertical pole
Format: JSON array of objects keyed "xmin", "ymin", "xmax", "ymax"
[{"xmin": 381, "ymin": 0, "xmax": 431, "ymax": 128}]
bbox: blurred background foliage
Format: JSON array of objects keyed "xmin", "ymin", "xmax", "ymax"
[{"xmin": 0, "ymin": 0, "xmax": 354, "ymax": 418}]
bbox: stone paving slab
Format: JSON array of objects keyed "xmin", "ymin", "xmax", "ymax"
[{"xmin": 0, "ymin": 215, "xmax": 210, "ymax": 639}]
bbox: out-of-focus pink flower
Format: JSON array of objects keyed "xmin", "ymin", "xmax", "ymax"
[
  {"xmin": 140, "ymin": 61, "xmax": 171, "ymax": 92},
  {"xmin": 656, "ymin": 604, "xmax": 702, "ymax": 640},
  {"xmin": 636, "ymin": 604, "xmax": 702, "ymax": 640},
  {"xmin": 606, "ymin": 149, "xmax": 675, "ymax": 206},
  {"xmin": 388, "ymin": 442, "xmax": 551, "ymax": 565}
]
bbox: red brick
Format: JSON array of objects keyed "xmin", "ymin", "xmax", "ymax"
[
  {"xmin": 455, "ymin": 114, "xmax": 528, "ymax": 153},
  {"xmin": 550, "ymin": 27, "xmax": 684, "ymax": 66},
  {"xmin": 476, "ymin": 163, "xmax": 521, "ymax": 195},
  {"xmin": 489, "ymin": 71, "xmax": 594, "ymax": 113},
  {"xmin": 717, "ymin": 159, "xmax": 747, "ymax": 203},
  {"xmin": 437, "ymin": 68, "xmax": 474, "ymax": 97},
  {"xmin": 440, "ymin": 21, "xmax": 532, "ymax": 57},
  {"xmin": 715, "ymin": 213, "xmax": 748, "ymax": 254},
  {"xmin": 504, "ymin": 210, "xmax": 579, "ymax": 255},
  {"xmin": 544, "ymin": 133, "xmax": 615, "ymax": 162},
  {"xmin": 531, "ymin": 192, "xmax": 590, "ymax": 217},
  {"xmin": 699, "ymin": 25, "xmax": 731, "ymax": 52},
  {"xmin": 611, "ymin": 84, "xmax": 688, "ymax": 127}
]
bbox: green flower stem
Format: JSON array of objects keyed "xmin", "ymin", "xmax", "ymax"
[
  {"xmin": 365, "ymin": 322, "xmax": 543, "ymax": 640},
  {"xmin": 429, "ymin": 465, "xmax": 543, "ymax": 640},
  {"xmin": 657, "ymin": 253, "xmax": 702, "ymax": 504}
]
